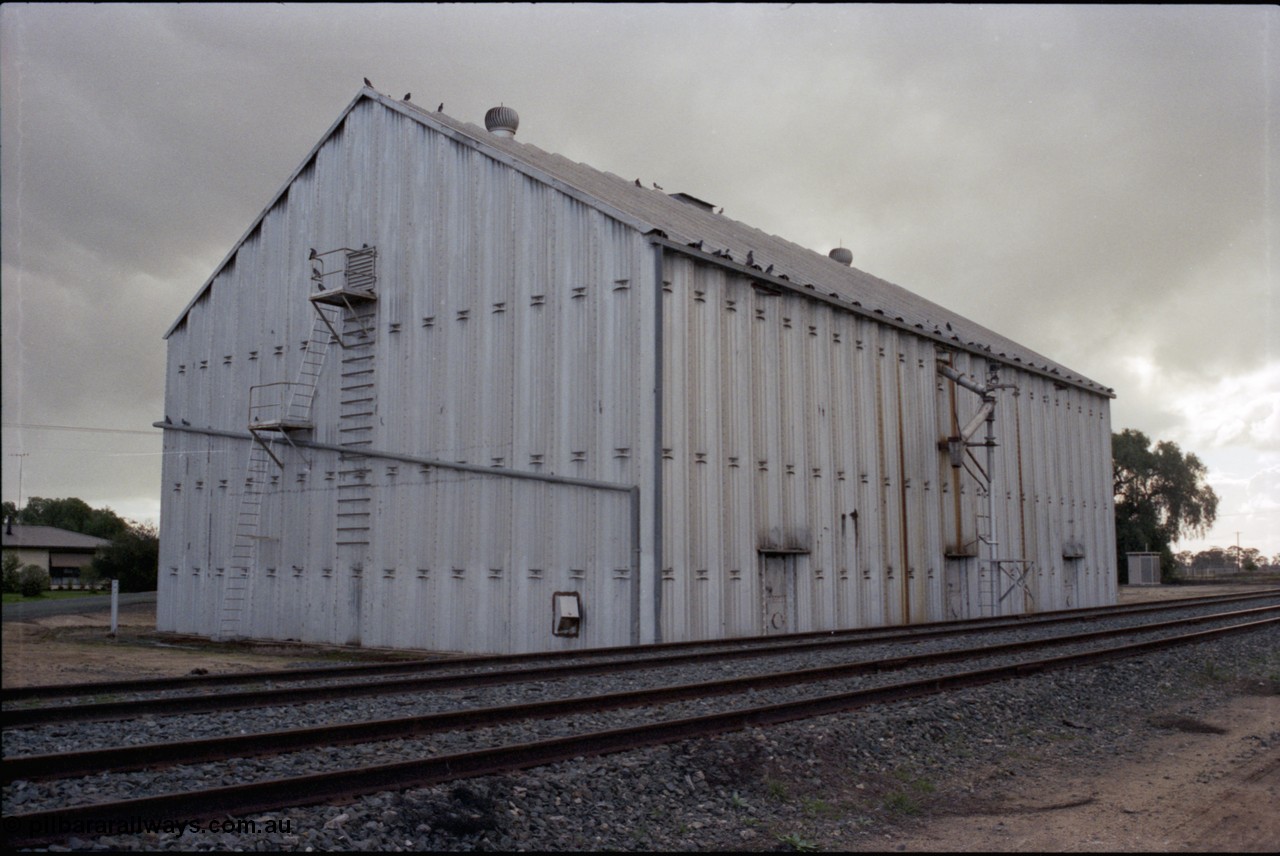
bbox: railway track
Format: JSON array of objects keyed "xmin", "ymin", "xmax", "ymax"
[
  {"xmin": 3, "ymin": 592, "xmax": 1277, "ymax": 847},
  {"xmin": 3, "ymin": 590, "xmax": 1273, "ymax": 722}
]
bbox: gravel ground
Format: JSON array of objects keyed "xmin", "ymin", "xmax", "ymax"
[{"xmin": 8, "ymin": 617, "xmax": 1277, "ymax": 851}]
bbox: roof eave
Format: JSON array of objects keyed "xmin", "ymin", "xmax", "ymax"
[{"xmin": 649, "ymin": 235, "xmax": 1116, "ymax": 399}]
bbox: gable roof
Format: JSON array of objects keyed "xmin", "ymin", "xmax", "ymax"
[
  {"xmin": 2, "ymin": 524, "xmax": 111, "ymax": 551},
  {"xmin": 168, "ymin": 87, "xmax": 1112, "ymax": 397}
]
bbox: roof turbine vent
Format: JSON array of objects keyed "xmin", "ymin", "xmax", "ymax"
[
  {"xmin": 828, "ymin": 246, "xmax": 853, "ymax": 266},
  {"xmin": 484, "ymin": 105, "xmax": 519, "ymax": 138}
]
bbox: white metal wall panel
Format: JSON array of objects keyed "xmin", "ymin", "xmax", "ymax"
[
  {"xmin": 654, "ymin": 250, "xmax": 1117, "ymax": 642},
  {"xmin": 160, "ymin": 99, "xmax": 656, "ymax": 653},
  {"xmin": 161, "ymin": 92, "xmax": 1116, "ymax": 653}
]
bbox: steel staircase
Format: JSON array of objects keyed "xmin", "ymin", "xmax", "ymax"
[{"xmin": 216, "ymin": 245, "xmax": 377, "ymax": 640}]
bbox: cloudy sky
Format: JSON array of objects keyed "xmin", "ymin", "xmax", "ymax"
[{"xmin": 3, "ymin": 4, "xmax": 1277, "ymax": 559}]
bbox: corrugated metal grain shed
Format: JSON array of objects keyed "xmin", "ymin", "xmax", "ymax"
[{"xmin": 157, "ymin": 87, "xmax": 1117, "ymax": 654}]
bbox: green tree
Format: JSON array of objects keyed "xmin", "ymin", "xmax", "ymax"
[
  {"xmin": 91, "ymin": 521, "xmax": 159, "ymax": 593},
  {"xmin": 18, "ymin": 564, "xmax": 50, "ymax": 597},
  {"xmin": 6, "ymin": 497, "xmax": 129, "ymax": 540},
  {"xmin": 1112, "ymin": 429, "xmax": 1218, "ymax": 582},
  {"xmin": 2, "ymin": 551, "xmax": 22, "ymax": 594}
]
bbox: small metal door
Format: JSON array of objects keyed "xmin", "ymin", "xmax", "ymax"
[{"xmin": 761, "ymin": 553, "xmax": 795, "ymax": 635}]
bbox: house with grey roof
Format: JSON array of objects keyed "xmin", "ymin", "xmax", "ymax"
[
  {"xmin": 156, "ymin": 86, "xmax": 1117, "ymax": 654},
  {"xmin": 2, "ymin": 522, "xmax": 110, "ymax": 587}
]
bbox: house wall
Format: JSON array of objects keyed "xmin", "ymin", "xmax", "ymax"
[
  {"xmin": 1, "ymin": 547, "xmax": 94, "ymax": 582},
  {"xmin": 4, "ymin": 547, "xmax": 48, "ymax": 573},
  {"xmin": 160, "ymin": 100, "xmax": 658, "ymax": 653},
  {"xmin": 656, "ymin": 253, "xmax": 1115, "ymax": 642}
]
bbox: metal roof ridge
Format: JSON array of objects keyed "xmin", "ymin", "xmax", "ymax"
[{"xmin": 379, "ymin": 93, "xmax": 657, "ymax": 235}]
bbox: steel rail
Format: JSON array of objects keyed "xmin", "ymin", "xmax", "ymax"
[
  {"xmin": 6, "ymin": 605, "xmax": 1277, "ymax": 783},
  {"xmin": 5, "ymin": 589, "xmax": 1275, "ymax": 704},
  {"xmin": 7, "ymin": 597, "xmax": 1277, "ymax": 728},
  {"xmin": 4, "ymin": 616, "xmax": 1275, "ymax": 849}
]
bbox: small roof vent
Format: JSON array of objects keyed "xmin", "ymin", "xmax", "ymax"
[
  {"xmin": 670, "ymin": 192, "xmax": 715, "ymax": 212},
  {"xmin": 484, "ymin": 105, "xmax": 519, "ymax": 138},
  {"xmin": 828, "ymin": 247, "xmax": 853, "ymax": 266}
]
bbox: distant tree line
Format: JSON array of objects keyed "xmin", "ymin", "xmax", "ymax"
[
  {"xmin": 2, "ymin": 497, "xmax": 158, "ymax": 593},
  {"xmin": 1174, "ymin": 545, "xmax": 1279, "ymax": 576}
]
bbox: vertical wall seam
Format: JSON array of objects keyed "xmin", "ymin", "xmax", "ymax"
[{"xmin": 652, "ymin": 242, "xmax": 666, "ymax": 644}]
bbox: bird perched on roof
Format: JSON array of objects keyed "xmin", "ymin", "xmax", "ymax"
[
  {"xmin": 308, "ymin": 248, "xmax": 317, "ymax": 260},
  {"xmin": 745, "ymin": 250, "xmax": 755, "ymax": 267},
  {"xmin": 688, "ymin": 240, "xmax": 703, "ymax": 250},
  {"xmin": 437, "ymin": 103, "xmax": 444, "ymax": 112},
  {"xmin": 404, "ymin": 92, "xmax": 411, "ymax": 101},
  {"xmin": 764, "ymin": 264, "xmax": 773, "ymax": 275},
  {"xmin": 945, "ymin": 322, "xmax": 952, "ymax": 331},
  {"xmin": 634, "ymin": 178, "xmax": 642, "ymax": 187},
  {"xmin": 716, "ymin": 207, "xmax": 724, "ymax": 214},
  {"xmin": 653, "ymin": 182, "xmax": 663, "ymax": 190},
  {"xmin": 364, "ymin": 77, "xmax": 372, "ymax": 87}
]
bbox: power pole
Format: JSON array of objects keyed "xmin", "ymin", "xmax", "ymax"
[{"xmin": 9, "ymin": 453, "xmax": 28, "ymax": 510}]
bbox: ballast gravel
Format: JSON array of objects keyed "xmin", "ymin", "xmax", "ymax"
[{"xmin": 7, "ymin": 620, "xmax": 1278, "ymax": 852}]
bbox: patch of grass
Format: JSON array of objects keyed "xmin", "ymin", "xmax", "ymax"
[
  {"xmin": 801, "ymin": 797, "xmax": 838, "ymax": 818},
  {"xmin": 882, "ymin": 771, "xmax": 935, "ymax": 816},
  {"xmin": 3, "ymin": 589, "xmax": 106, "ymax": 604},
  {"xmin": 765, "ymin": 777, "xmax": 789, "ymax": 801},
  {"xmin": 891, "ymin": 768, "xmax": 936, "ymax": 793},
  {"xmin": 883, "ymin": 791, "xmax": 921, "ymax": 816},
  {"xmin": 776, "ymin": 832, "xmax": 819, "ymax": 851}
]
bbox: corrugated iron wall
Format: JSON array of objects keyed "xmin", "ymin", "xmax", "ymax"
[
  {"xmin": 655, "ymin": 254, "xmax": 1116, "ymax": 642},
  {"xmin": 159, "ymin": 97, "xmax": 1116, "ymax": 655},
  {"xmin": 160, "ymin": 101, "xmax": 657, "ymax": 654}
]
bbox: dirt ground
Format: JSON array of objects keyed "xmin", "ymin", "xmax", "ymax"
[
  {"xmin": 3, "ymin": 586, "xmax": 1278, "ymax": 852},
  {"xmin": 1, "ymin": 604, "xmax": 376, "ymax": 687},
  {"xmin": 859, "ymin": 692, "xmax": 1279, "ymax": 852}
]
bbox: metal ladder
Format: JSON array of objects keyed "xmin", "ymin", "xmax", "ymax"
[
  {"xmin": 285, "ymin": 308, "xmax": 339, "ymax": 425},
  {"xmin": 219, "ymin": 306, "xmax": 339, "ymax": 639},
  {"xmin": 976, "ymin": 498, "xmax": 997, "ymax": 616},
  {"xmin": 216, "ymin": 440, "xmax": 275, "ymax": 639}
]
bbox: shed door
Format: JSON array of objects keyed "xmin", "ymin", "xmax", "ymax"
[
  {"xmin": 761, "ymin": 554, "xmax": 796, "ymax": 635},
  {"xmin": 944, "ymin": 557, "xmax": 971, "ymax": 620}
]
